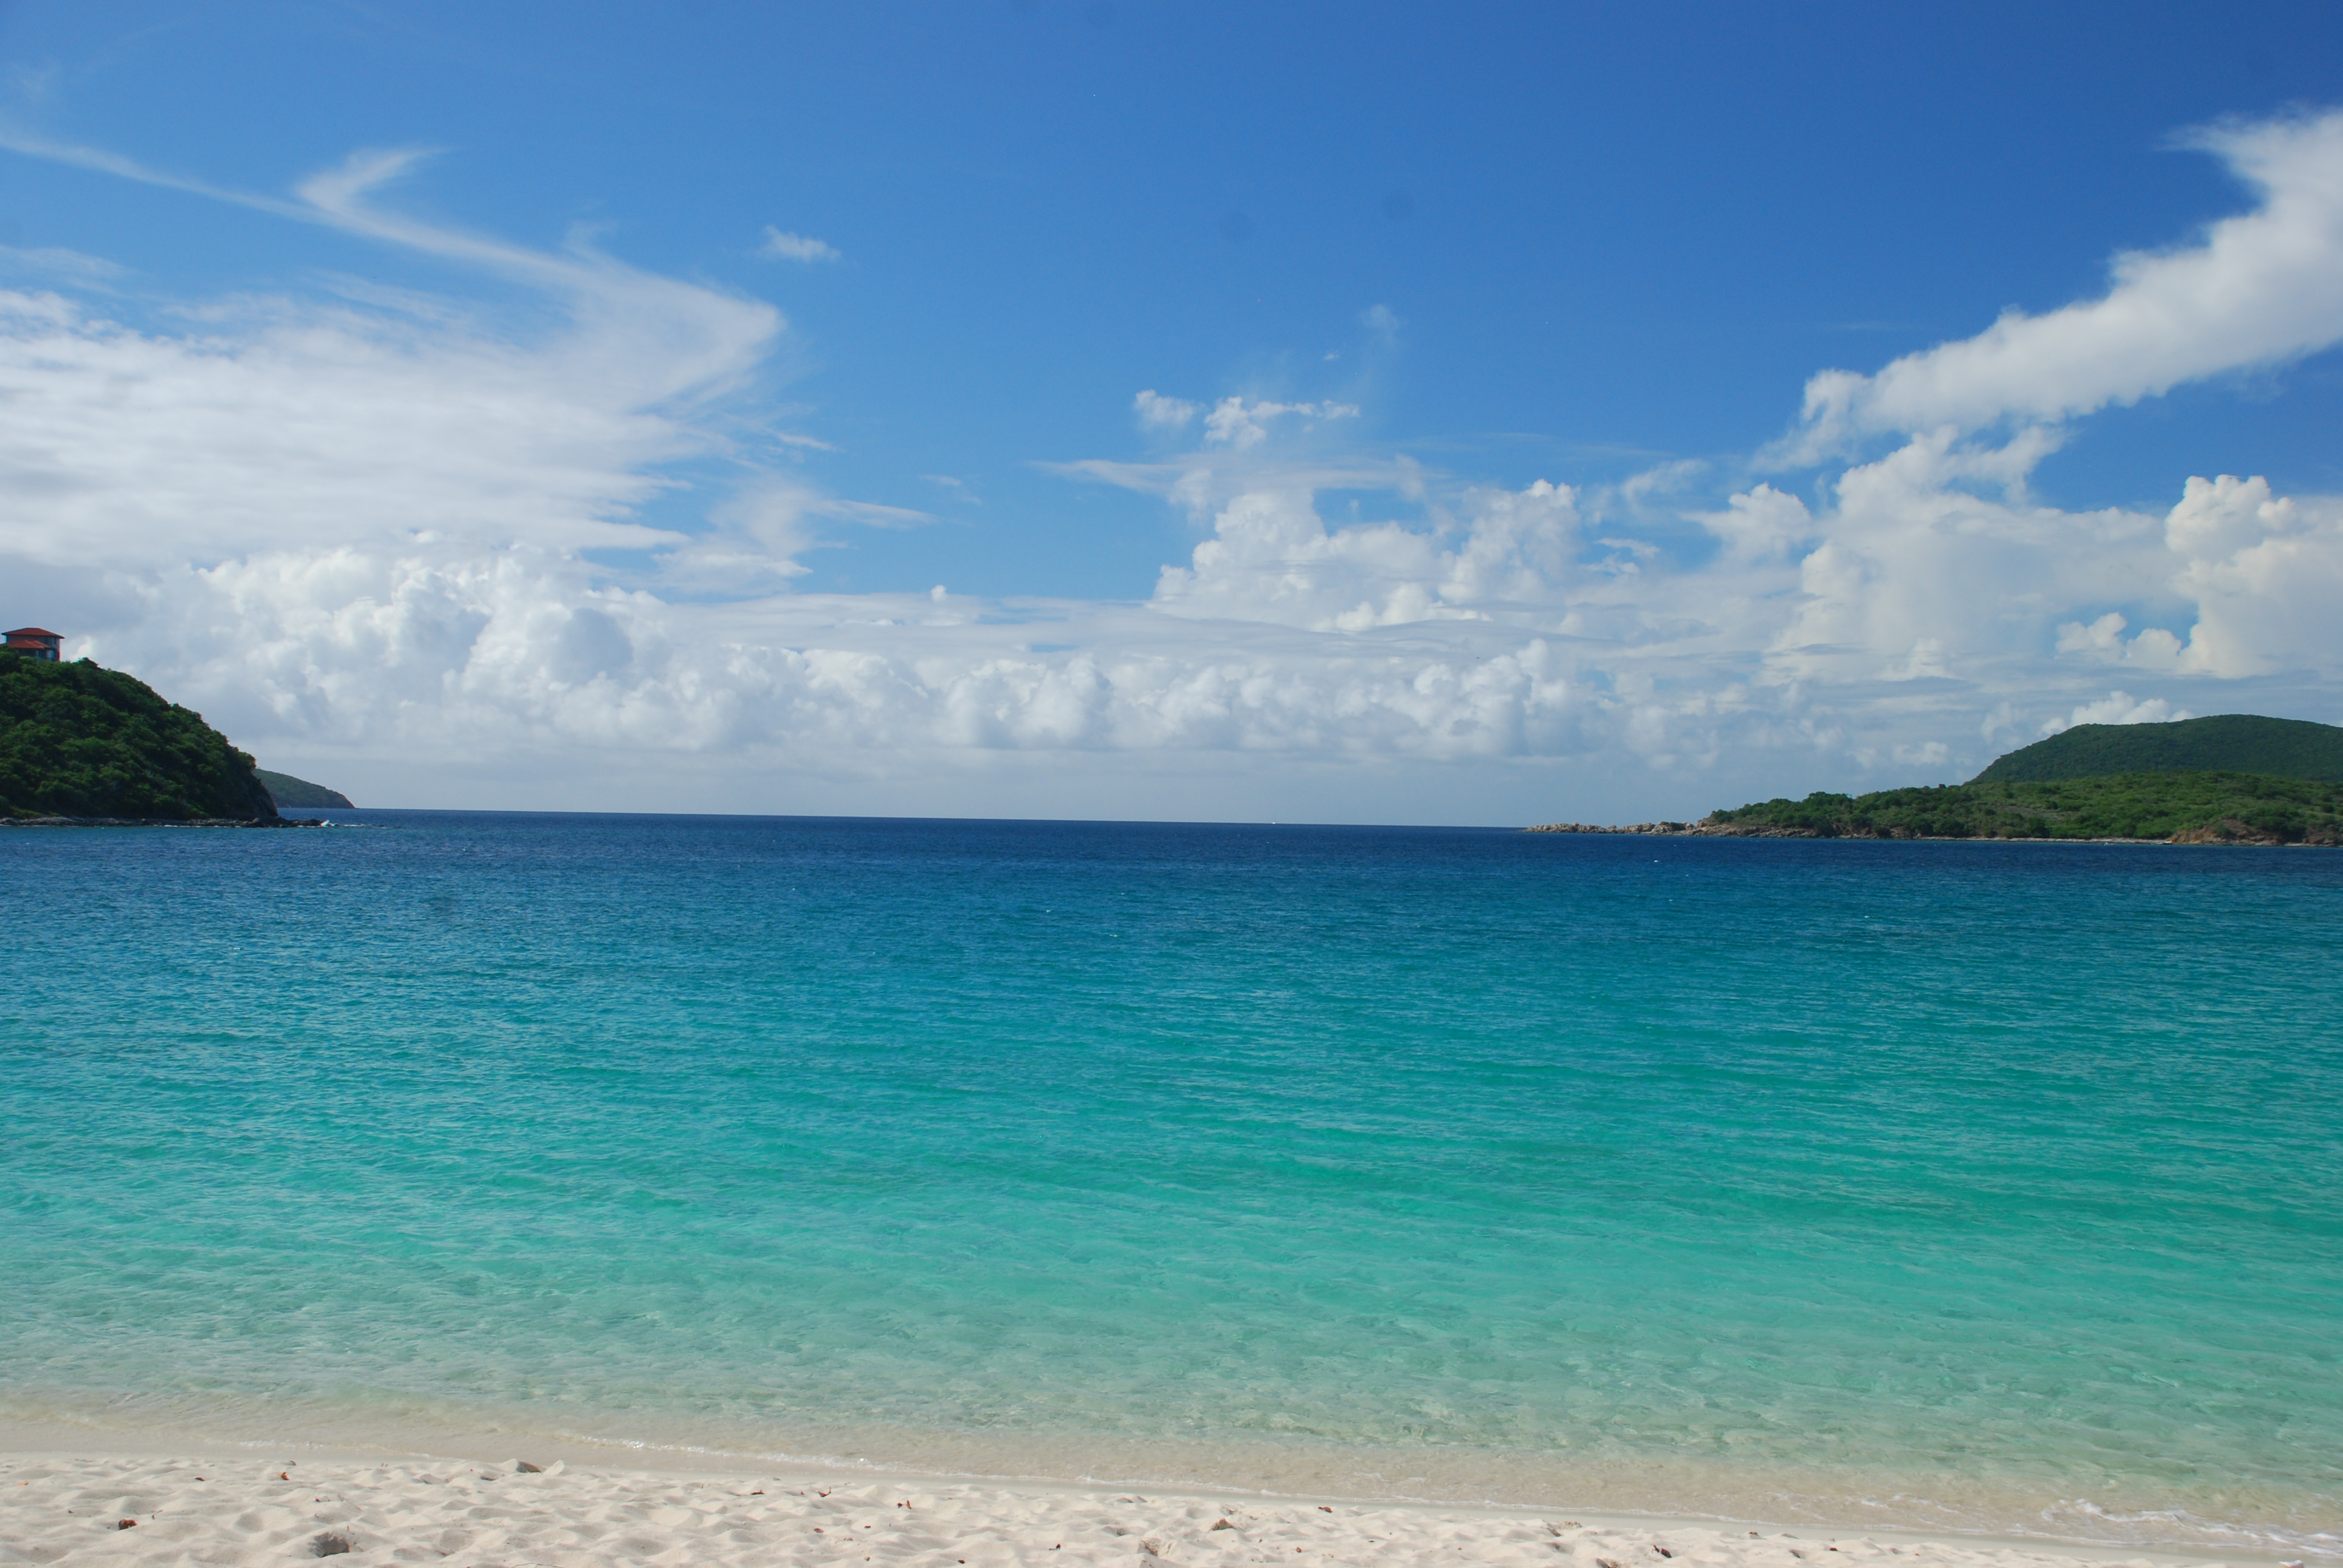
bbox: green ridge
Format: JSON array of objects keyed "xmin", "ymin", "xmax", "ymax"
[
  {"xmin": 1974, "ymin": 714, "xmax": 2343, "ymax": 783},
  {"xmin": 1708, "ymin": 771, "xmax": 2343, "ymax": 844},
  {"xmin": 257, "ymin": 769, "xmax": 355, "ymax": 809},
  {"xmin": 0, "ymin": 652, "xmax": 278, "ymax": 820}
]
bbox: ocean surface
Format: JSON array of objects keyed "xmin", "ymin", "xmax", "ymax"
[{"xmin": 3, "ymin": 813, "xmax": 2339, "ymax": 1558}]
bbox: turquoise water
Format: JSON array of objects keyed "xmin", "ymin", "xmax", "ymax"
[{"xmin": 3, "ymin": 814, "xmax": 2339, "ymax": 1555}]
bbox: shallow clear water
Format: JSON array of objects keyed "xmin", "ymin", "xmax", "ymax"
[{"xmin": 3, "ymin": 814, "xmax": 2339, "ymax": 1555}]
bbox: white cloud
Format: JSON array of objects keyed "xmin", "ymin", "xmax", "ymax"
[
  {"xmin": 1046, "ymin": 452, "xmax": 1402, "ymax": 515},
  {"xmin": 1759, "ymin": 426, "xmax": 2172, "ymax": 688},
  {"xmin": 1784, "ymin": 109, "xmax": 2343, "ymax": 456},
  {"xmin": 1892, "ymin": 740, "xmax": 1950, "ymax": 768},
  {"xmin": 650, "ymin": 485, "xmax": 825, "ymax": 593},
  {"xmin": 29, "ymin": 419, "xmax": 2334, "ymax": 819},
  {"xmin": 2158, "ymin": 473, "xmax": 2343, "ymax": 678},
  {"xmin": 2055, "ymin": 612, "xmax": 2130, "ymax": 658},
  {"xmin": 67, "ymin": 546, "xmax": 1609, "ymax": 781},
  {"xmin": 1695, "ymin": 483, "xmax": 1811, "ymax": 563},
  {"xmin": 1133, "ymin": 389, "xmax": 1197, "ymax": 430},
  {"xmin": 0, "ymin": 286, "xmax": 724, "ymax": 566},
  {"xmin": 1200, "ymin": 396, "xmax": 1360, "ymax": 449},
  {"xmin": 1882, "ymin": 638, "xmax": 1952, "ymax": 682},
  {"xmin": 759, "ymin": 227, "xmax": 841, "ymax": 263},
  {"xmin": 2042, "ymin": 691, "xmax": 2195, "ymax": 735},
  {"xmin": 1152, "ymin": 480, "xmax": 1578, "ymax": 633},
  {"xmin": 0, "ymin": 243, "xmax": 125, "ymax": 281}
]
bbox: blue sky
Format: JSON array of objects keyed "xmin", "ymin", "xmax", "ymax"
[{"xmin": 4, "ymin": 2, "xmax": 2343, "ymax": 820}]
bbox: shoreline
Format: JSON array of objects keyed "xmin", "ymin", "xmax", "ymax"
[
  {"xmin": 0, "ymin": 1445, "xmax": 2298, "ymax": 1568},
  {"xmin": 2, "ymin": 1416, "xmax": 2325, "ymax": 1568}
]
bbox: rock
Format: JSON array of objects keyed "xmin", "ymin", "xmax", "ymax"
[{"xmin": 2168, "ymin": 817, "xmax": 2287, "ymax": 845}]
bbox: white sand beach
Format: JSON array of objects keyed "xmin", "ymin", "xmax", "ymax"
[{"xmin": 0, "ymin": 1452, "xmax": 2276, "ymax": 1568}]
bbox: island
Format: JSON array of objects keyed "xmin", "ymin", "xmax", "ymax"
[
  {"xmin": 1, "ymin": 650, "xmax": 289, "ymax": 823},
  {"xmin": 1530, "ymin": 716, "xmax": 2343, "ymax": 845}
]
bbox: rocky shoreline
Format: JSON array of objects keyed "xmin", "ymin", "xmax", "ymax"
[
  {"xmin": 1524, "ymin": 818, "xmax": 2333, "ymax": 845},
  {"xmin": 1, "ymin": 815, "xmax": 331, "ymax": 828},
  {"xmin": 1525, "ymin": 820, "xmax": 1823, "ymax": 838}
]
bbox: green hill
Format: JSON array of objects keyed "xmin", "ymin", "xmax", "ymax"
[
  {"xmin": 1547, "ymin": 711, "xmax": 2343, "ymax": 845},
  {"xmin": 1974, "ymin": 714, "xmax": 2343, "ymax": 783},
  {"xmin": 1705, "ymin": 771, "xmax": 2343, "ymax": 844},
  {"xmin": 257, "ymin": 769, "xmax": 355, "ymax": 809},
  {"xmin": 0, "ymin": 652, "xmax": 279, "ymax": 821}
]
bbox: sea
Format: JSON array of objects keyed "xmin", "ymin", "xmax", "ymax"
[{"xmin": 3, "ymin": 812, "xmax": 2338, "ymax": 1559}]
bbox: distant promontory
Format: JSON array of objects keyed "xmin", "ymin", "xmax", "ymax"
[
  {"xmin": 257, "ymin": 769, "xmax": 356, "ymax": 809},
  {"xmin": 1532, "ymin": 716, "xmax": 2343, "ymax": 846}
]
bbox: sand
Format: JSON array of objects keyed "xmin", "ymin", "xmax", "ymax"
[{"xmin": 0, "ymin": 1453, "xmax": 2275, "ymax": 1568}]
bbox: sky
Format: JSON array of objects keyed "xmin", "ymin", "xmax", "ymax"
[{"xmin": 4, "ymin": 1, "xmax": 2343, "ymax": 823}]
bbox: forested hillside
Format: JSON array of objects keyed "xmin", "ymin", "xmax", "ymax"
[
  {"xmin": 0, "ymin": 653, "xmax": 279, "ymax": 820},
  {"xmin": 1706, "ymin": 771, "xmax": 2343, "ymax": 844},
  {"xmin": 1975, "ymin": 716, "xmax": 2343, "ymax": 783}
]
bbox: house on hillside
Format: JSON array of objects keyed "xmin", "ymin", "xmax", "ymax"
[{"xmin": 5, "ymin": 627, "xmax": 63, "ymax": 661}]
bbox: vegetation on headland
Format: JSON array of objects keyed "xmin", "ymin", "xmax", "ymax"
[
  {"xmin": 1533, "ymin": 713, "xmax": 2343, "ymax": 844},
  {"xmin": 1700, "ymin": 771, "xmax": 2343, "ymax": 844},
  {"xmin": 1974, "ymin": 714, "xmax": 2343, "ymax": 784},
  {"xmin": 0, "ymin": 652, "xmax": 279, "ymax": 821},
  {"xmin": 257, "ymin": 769, "xmax": 356, "ymax": 809}
]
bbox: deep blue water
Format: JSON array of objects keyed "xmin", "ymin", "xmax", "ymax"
[{"xmin": 2, "ymin": 814, "xmax": 2338, "ymax": 1554}]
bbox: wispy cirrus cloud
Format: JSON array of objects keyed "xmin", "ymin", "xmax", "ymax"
[{"xmin": 0, "ymin": 243, "xmax": 126, "ymax": 281}]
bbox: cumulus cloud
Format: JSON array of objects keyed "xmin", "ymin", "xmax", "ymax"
[
  {"xmin": 1784, "ymin": 109, "xmax": 2343, "ymax": 457},
  {"xmin": 2157, "ymin": 473, "xmax": 2343, "ymax": 677},
  {"xmin": 759, "ymin": 227, "xmax": 841, "ymax": 262},
  {"xmin": 1153, "ymin": 481, "xmax": 1578, "ymax": 632},
  {"xmin": 2042, "ymin": 691, "xmax": 2195, "ymax": 735},
  {"xmin": 1758, "ymin": 426, "xmax": 2169, "ymax": 688},
  {"xmin": 1694, "ymin": 483, "xmax": 1811, "ymax": 563},
  {"xmin": 74, "ymin": 543, "xmax": 1604, "ymax": 788}
]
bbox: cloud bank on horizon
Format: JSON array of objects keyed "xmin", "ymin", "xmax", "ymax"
[{"xmin": 4, "ymin": 107, "xmax": 2343, "ymax": 820}]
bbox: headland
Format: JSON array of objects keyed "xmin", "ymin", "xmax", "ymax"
[{"xmin": 1530, "ymin": 717, "xmax": 2343, "ymax": 844}]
